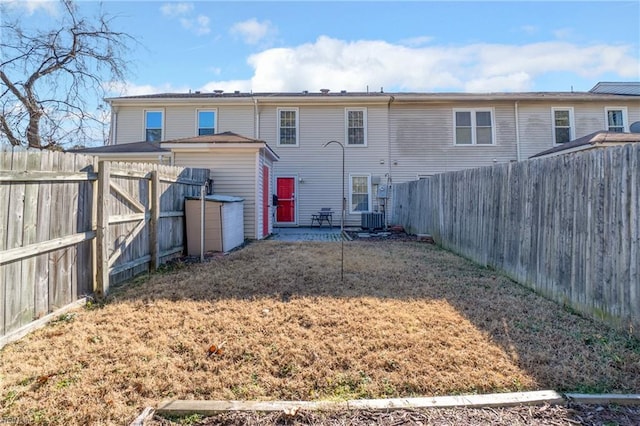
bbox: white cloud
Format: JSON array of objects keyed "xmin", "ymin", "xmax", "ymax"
[
  {"xmin": 520, "ymin": 25, "xmax": 538, "ymax": 35},
  {"xmin": 399, "ymin": 36, "xmax": 433, "ymax": 47},
  {"xmin": 464, "ymin": 72, "xmax": 532, "ymax": 93},
  {"xmin": 1, "ymin": 0, "xmax": 58, "ymax": 15},
  {"xmin": 160, "ymin": 2, "xmax": 210, "ymax": 36},
  {"xmin": 194, "ymin": 15, "xmax": 211, "ymax": 35},
  {"xmin": 106, "ymin": 81, "xmax": 189, "ymax": 97},
  {"xmin": 199, "ymin": 36, "xmax": 639, "ymax": 93},
  {"xmin": 230, "ymin": 18, "xmax": 275, "ymax": 45},
  {"xmin": 553, "ymin": 27, "xmax": 574, "ymax": 40},
  {"xmin": 160, "ymin": 2, "xmax": 193, "ymax": 17}
]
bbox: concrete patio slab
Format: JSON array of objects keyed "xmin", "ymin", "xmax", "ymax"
[{"xmin": 270, "ymin": 227, "xmax": 346, "ymax": 242}]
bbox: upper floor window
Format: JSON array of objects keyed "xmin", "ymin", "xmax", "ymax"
[
  {"xmin": 605, "ymin": 107, "xmax": 628, "ymax": 133},
  {"xmin": 453, "ymin": 109, "xmax": 495, "ymax": 145},
  {"xmin": 197, "ymin": 110, "xmax": 216, "ymax": 135},
  {"xmin": 349, "ymin": 174, "xmax": 371, "ymax": 213},
  {"xmin": 346, "ymin": 108, "xmax": 367, "ymax": 146},
  {"xmin": 278, "ymin": 108, "xmax": 299, "ymax": 146},
  {"xmin": 145, "ymin": 110, "xmax": 163, "ymax": 142},
  {"xmin": 552, "ymin": 107, "xmax": 574, "ymax": 144}
]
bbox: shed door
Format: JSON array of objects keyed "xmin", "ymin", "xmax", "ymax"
[{"xmin": 276, "ymin": 177, "xmax": 296, "ymax": 224}]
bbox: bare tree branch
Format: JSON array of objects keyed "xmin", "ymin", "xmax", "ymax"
[{"xmin": 0, "ymin": 0, "xmax": 135, "ymax": 149}]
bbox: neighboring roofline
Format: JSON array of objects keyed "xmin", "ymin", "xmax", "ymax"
[
  {"xmin": 590, "ymin": 81, "xmax": 640, "ymax": 95},
  {"xmin": 531, "ymin": 142, "xmax": 635, "ymax": 159},
  {"xmin": 66, "ymin": 140, "xmax": 171, "ymax": 154},
  {"xmin": 392, "ymin": 92, "xmax": 640, "ymax": 102},
  {"xmin": 105, "ymin": 93, "xmax": 392, "ymax": 106},
  {"xmin": 530, "ymin": 131, "xmax": 640, "ymax": 159},
  {"xmin": 105, "ymin": 90, "xmax": 640, "ymax": 106}
]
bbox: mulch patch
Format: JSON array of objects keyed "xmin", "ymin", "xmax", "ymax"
[{"xmin": 151, "ymin": 403, "xmax": 640, "ymax": 425}]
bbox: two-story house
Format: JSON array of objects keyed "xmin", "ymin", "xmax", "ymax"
[{"xmin": 98, "ymin": 83, "xmax": 639, "ymax": 239}]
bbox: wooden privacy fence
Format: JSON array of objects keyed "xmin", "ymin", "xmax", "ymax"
[
  {"xmin": 0, "ymin": 147, "xmax": 209, "ymax": 343},
  {"xmin": 391, "ymin": 144, "xmax": 639, "ymax": 337}
]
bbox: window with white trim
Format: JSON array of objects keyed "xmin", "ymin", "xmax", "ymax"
[
  {"xmin": 197, "ymin": 110, "xmax": 216, "ymax": 135},
  {"xmin": 145, "ymin": 110, "xmax": 163, "ymax": 142},
  {"xmin": 552, "ymin": 107, "xmax": 574, "ymax": 144},
  {"xmin": 277, "ymin": 108, "xmax": 298, "ymax": 146},
  {"xmin": 453, "ymin": 109, "xmax": 495, "ymax": 145},
  {"xmin": 345, "ymin": 108, "xmax": 367, "ymax": 146},
  {"xmin": 605, "ymin": 107, "xmax": 628, "ymax": 133},
  {"xmin": 349, "ymin": 174, "xmax": 371, "ymax": 213}
]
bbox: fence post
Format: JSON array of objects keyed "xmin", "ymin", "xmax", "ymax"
[
  {"xmin": 91, "ymin": 161, "xmax": 99, "ymax": 294},
  {"xmin": 149, "ymin": 169, "xmax": 160, "ymax": 270},
  {"xmin": 96, "ymin": 161, "xmax": 110, "ymax": 298}
]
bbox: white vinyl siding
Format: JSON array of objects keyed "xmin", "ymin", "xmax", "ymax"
[
  {"xmin": 277, "ymin": 108, "xmax": 299, "ymax": 146},
  {"xmin": 112, "ymin": 104, "xmax": 254, "ymax": 144},
  {"xmin": 453, "ymin": 109, "xmax": 495, "ymax": 145},
  {"xmin": 197, "ymin": 110, "xmax": 217, "ymax": 135},
  {"xmin": 605, "ymin": 107, "xmax": 628, "ymax": 132},
  {"xmin": 144, "ymin": 110, "xmax": 163, "ymax": 142},
  {"xmin": 164, "ymin": 105, "xmax": 254, "ymax": 140},
  {"xmin": 345, "ymin": 108, "xmax": 367, "ymax": 146},
  {"xmin": 173, "ymin": 150, "xmax": 259, "ymax": 239},
  {"xmin": 552, "ymin": 107, "xmax": 574, "ymax": 144},
  {"xmin": 389, "ymin": 103, "xmax": 516, "ymax": 182},
  {"xmin": 261, "ymin": 104, "xmax": 389, "ymax": 227},
  {"xmin": 349, "ymin": 174, "xmax": 371, "ymax": 213}
]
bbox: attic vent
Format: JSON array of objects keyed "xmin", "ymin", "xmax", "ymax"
[
  {"xmin": 320, "ymin": 88, "xmax": 330, "ymax": 95},
  {"xmin": 213, "ymin": 89, "xmax": 224, "ymax": 95}
]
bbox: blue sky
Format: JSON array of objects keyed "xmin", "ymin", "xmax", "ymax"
[{"xmin": 5, "ymin": 0, "xmax": 640, "ymax": 96}]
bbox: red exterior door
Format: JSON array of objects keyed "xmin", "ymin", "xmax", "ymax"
[
  {"xmin": 276, "ymin": 177, "xmax": 295, "ymax": 224},
  {"xmin": 262, "ymin": 165, "xmax": 269, "ymax": 237}
]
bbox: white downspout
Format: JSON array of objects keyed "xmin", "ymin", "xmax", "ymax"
[
  {"xmin": 515, "ymin": 101, "xmax": 521, "ymax": 161},
  {"xmin": 253, "ymin": 97, "xmax": 260, "ymax": 139},
  {"xmin": 110, "ymin": 109, "xmax": 117, "ymax": 146}
]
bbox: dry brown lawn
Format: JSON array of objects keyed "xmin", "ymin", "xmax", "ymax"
[{"xmin": 1, "ymin": 240, "xmax": 638, "ymax": 425}]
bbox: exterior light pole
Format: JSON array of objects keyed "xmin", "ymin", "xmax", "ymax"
[{"xmin": 323, "ymin": 140, "xmax": 345, "ymax": 281}]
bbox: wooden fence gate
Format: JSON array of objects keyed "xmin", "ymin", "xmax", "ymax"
[{"xmin": 96, "ymin": 161, "xmax": 210, "ymax": 295}]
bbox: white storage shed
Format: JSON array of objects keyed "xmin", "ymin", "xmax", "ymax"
[{"xmin": 185, "ymin": 195, "xmax": 244, "ymax": 254}]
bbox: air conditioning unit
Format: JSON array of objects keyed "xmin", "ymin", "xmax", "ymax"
[{"xmin": 361, "ymin": 212, "xmax": 384, "ymax": 230}]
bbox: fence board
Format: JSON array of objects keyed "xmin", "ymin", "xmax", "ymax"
[
  {"xmin": 1, "ymin": 150, "xmax": 208, "ymax": 344},
  {"xmin": 5, "ymin": 151, "xmax": 27, "ymax": 334},
  {"xmin": 391, "ymin": 144, "xmax": 640, "ymax": 336},
  {"xmin": 18, "ymin": 152, "xmax": 39, "ymax": 326},
  {"xmin": 0, "ymin": 148, "xmax": 14, "ymax": 334},
  {"xmin": 34, "ymin": 150, "xmax": 53, "ymax": 318}
]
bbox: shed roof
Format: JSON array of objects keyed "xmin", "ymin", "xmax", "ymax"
[
  {"xmin": 530, "ymin": 131, "xmax": 640, "ymax": 159},
  {"xmin": 164, "ymin": 131, "xmax": 267, "ymax": 144},
  {"xmin": 161, "ymin": 131, "xmax": 279, "ymax": 161}
]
